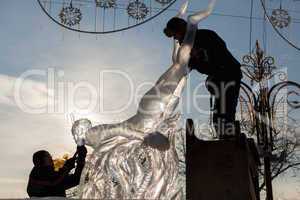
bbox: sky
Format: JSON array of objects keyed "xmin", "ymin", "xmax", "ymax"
[{"xmin": 0, "ymin": 0, "xmax": 300, "ymax": 199}]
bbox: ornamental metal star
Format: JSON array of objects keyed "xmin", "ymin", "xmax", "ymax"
[
  {"xmin": 59, "ymin": 2, "xmax": 82, "ymax": 27},
  {"xmin": 270, "ymin": 7, "xmax": 291, "ymax": 29},
  {"xmin": 95, "ymin": 0, "xmax": 116, "ymax": 8},
  {"xmin": 127, "ymin": 0, "xmax": 149, "ymax": 20}
]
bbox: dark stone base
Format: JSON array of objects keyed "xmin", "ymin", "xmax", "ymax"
[{"xmin": 186, "ymin": 135, "xmax": 259, "ymax": 200}]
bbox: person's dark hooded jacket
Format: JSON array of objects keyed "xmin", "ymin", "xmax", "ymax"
[{"xmin": 27, "ymin": 147, "xmax": 86, "ymax": 197}]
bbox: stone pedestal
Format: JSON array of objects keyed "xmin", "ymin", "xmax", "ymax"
[{"xmin": 186, "ymin": 133, "xmax": 260, "ymax": 200}]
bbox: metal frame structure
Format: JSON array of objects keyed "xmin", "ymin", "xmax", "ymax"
[
  {"xmin": 239, "ymin": 40, "xmax": 300, "ymax": 200},
  {"xmin": 37, "ymin": 0, "xmax": 177, "ymax": 34},
  {"xmin": 260, "ymin": 0, "xmax": 300, "ymax": 51}
]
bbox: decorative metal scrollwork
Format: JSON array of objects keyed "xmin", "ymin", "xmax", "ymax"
[
  {"xmin": 240, "ymin": 40, "xmax": 300, "ymax": 157},
  {"xmin": 242, "ymin": 41, "xmax": 276, "ymax": 84},
  {"xmin": 287, "ymin": 91, "xmax": 300, "ymax": 109}
]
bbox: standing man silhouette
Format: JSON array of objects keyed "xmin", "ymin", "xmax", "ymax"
[{"xmin": 164, "ymin": 17, "xmax": 242, "ymax": 138}]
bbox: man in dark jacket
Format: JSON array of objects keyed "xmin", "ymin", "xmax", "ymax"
[
  {"xmin": 164, "ymin": 17, "xmax": 242, "ymax": 138},
  {"xmin": 27, "ymin": 146, "xmax": 87, "ymax": 197}
]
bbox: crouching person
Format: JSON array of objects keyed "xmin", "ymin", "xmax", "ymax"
[{"xmin": 27, "ymin": 146, "xmax": 87, "ymax": 197}]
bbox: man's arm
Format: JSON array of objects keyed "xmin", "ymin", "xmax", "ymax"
[
  {"xmin": 63, "ymin": 146, "xmax": 87, "ymax": 190},
  {"xmin": 189, "ymin": 30, "xmax": 235, "ymax": 77},
  {"xmin": 188, "ymin": 47, "xmax": 211, "ymax": 74}
]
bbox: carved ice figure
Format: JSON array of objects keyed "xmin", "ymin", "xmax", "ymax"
[{"xmin": 71, "ymin": 1, "xmax": 215, "ymax": 199}]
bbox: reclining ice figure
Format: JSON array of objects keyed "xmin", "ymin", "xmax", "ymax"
[{"xmin": 71, "ymin": 1, "xmax": 216, "ymax": 199}]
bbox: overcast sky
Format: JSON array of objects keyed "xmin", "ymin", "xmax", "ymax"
[{"xmin": 0, "ymin": 0, "xmax": 300, "ymax": 198}]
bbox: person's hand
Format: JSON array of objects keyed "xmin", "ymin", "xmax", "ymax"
[
  {"xmin": 75, "ymin": 146, "xmax": 87, "ymax": 166},
  {"xmin": 77, "ymin": 145, "xmax": 87, "ymax": 158},
  {"xmin": 64, "ymin": 157, "xmax": 76, "ymax": 170}
]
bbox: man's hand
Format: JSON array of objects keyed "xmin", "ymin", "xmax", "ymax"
[
  {"xmin": 64, "ymin": 157, "xmax": 76, "ymax": 170},
  {"xmin": 77, "ymin": 146, "xmax": 87, "ymax": 157},
  {"xmin": 76, "ymin": 146, "xmax": 87, "ymax": 164}
]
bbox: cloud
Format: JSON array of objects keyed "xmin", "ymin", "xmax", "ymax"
[
  {"xmin": 0, "ymin": 179, "xmax": 28, "ymax": 198},
  {"xmin": 0, "ymin": 73, "xmax": 52, "ymax": 108}
]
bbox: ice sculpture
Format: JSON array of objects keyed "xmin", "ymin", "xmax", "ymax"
[{"xmin": 71, "ymin": 1, "xmax": 216, "ymax": 199}]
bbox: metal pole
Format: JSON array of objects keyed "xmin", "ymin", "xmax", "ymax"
[
  {"xmin": 261, "ymin": 89, "xmax": 273, "ymax": 200},
  {"xmin": 264, "ymin": 155, "xmax": 273, "ymax": 200}
]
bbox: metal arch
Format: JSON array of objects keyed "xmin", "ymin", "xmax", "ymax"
[
  {"xmin": 241, "ymin": 81, "xmax": 258, "ymax": 107},
  {"xmin": 37, "ymin": 0, "xmax": 178, "ymax": 34},
  {"xmin": 268, "ymin": 81, "xmax": 300, "ymax": 114},
  {"xmin": 268, "ymin": 81, "xmax": 300, "ymax": 101}
]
